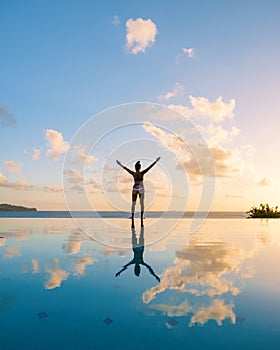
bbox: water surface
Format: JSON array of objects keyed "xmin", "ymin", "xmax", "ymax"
[{"xmin": 1, "ymin": 218, "xmax": 280, "ymax": 349}]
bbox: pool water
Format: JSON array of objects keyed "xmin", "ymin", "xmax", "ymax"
[{"xmin": 1, "ymin": 218, "xmax": 280, "ymax": 349}]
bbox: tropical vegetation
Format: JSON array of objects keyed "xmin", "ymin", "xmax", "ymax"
[{"xmin": 246, "ymin": 203, "xmax": 280, "ymax": 218}]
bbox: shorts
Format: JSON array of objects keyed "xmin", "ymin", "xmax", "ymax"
[{"xmin": 132, "ymin": 185, "xmax": 144, "ymax": 194}]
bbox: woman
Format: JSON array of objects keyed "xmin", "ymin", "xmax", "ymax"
[{"xmin": 116, "ymin": 157, "xmax": 160, "ymax": 227}]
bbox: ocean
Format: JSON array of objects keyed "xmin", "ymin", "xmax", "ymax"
[{"xmin": 0, "ymin": 210, "xmax": 247, "ymax": 218}]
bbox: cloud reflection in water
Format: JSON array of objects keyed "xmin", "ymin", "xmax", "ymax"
[{"xmin": 143, "ymin": 237, "xmax": 261, "ymax": 326}]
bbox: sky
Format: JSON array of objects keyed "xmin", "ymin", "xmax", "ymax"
[{"xmin": 0, "ymin": 0, "xmax": 280, "ymax": 211}]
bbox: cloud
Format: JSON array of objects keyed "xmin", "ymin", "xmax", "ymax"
[
  {"xmin": 169, "ymin": 96, "xmax": 236, "ymax": 123},
  {"xmin": 125, "ymin": 18, "xmax": 158, "ymax": 54},
  {"xmin": 182, "ymin": 47, "xmax": 194, "ymax": 58},
  {"xmin": 101, "ymin": 164, "xmax": 131, "ymax": 193},
  {"xmin": 167, "ymin": 104, "xmax": 192, "ymax": 119},
  {"xmin": 0, "ymin": 104, "xmax": 16, "ymax": 127},
  {"xmin": 43, "ymin": 184, "xmax": 63, "ymax": 193},
  {"xmin": 44, "ymin": 258, "xmax": 69, "ymax": 290},
  {"xmin": 153, "ymin": 98, "xmax": 242, "ymax": 179},
  {"xmin": 197, "ymin": 124, "xmax": 240, "ymax": 147},
  {"xmin": 176, "ymin": 47, "xmax": 194, "ymax": 64},
  {"xmin": 0, "ymin": 171, "xmax": 35, "ymax": 190},
  {"xmin": 74, "ymin": 257, "xmax": 96, "ymax": 276},
  {"xmin": 159, "ymin": 83, "xmax": 184, "ymax": 101},
  {"xmin": 4, "ymin": 161, "xmax": 21, "ymax": 176},
  {"xmin": 210, "ymin": 146, "xmax": 240, "ymax": 177},
  {"xmin": 257, "ymin": 177, "xmax": 270, "ymax": 187},
  {"xmin": 70, "ymin": 184, "xmax": 84, "ymax": 192},
  {"xmin": 45, "ymin": 129, "xmax": 69, "ymax": 161},
  {"xmin": 64, "ymin": 168, "xmax": 102, "ymax": 194},
  {"xmin": 70, "ymin": 145, "xmax": 97, "ymax": 164},
  {"xmin": 64, "ymin": 168, "xmax": 84, "ymax": 184},
  {"xmin": 86, "ymin": 176, "xmax": 102, "ymax": 192},
  {"xmin": 225, "ymin": 194, "xmax": 245, "ymax": 199},
  {"xmin": 189, "ymin": 96, "xmax": 235, "ymax": 122},
  {"xmin": 112, "ymin": 15, "xmax": 120, "ymax": 25},
  {"xmin": 143, "ymin": 122, "xmax": 189, "ymax": 162},
  {"xmin": 32, "ymin": 148, "xmax": 40, "ymax": 160},
  {"xmin": 143, "ymin": 122, "xmax": 240, "ymax": 179},
  {"xmin": 152, "ymin": 181, "xmax": 172, "ymax": 198}
]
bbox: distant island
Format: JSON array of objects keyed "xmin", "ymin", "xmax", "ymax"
[
  {"xmin": 0, "ymin": 203, "xmax": 37, "ymax": 212},
  {"xmin": 246, "ymin": 203, "xmax": 280, "ymax": 218}
]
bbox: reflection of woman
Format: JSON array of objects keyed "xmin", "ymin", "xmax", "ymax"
[
  {"xmin": 116, "ymin": 157, "xmax": 160, "ymax": 227},
  {"xmin": 115, "ymin": 227, "xmax": 160, "ymax": 282}
]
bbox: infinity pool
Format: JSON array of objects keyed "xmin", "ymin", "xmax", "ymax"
[{"xmin": 1, "ymin": 218, "xmax": 280, "ymax": 349}]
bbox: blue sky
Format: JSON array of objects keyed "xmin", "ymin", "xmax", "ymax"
[{"xmin": 1, "ymin": 0, "xmax": 280, "ymax": 210}]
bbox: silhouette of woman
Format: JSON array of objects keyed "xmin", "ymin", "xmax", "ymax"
[
  {"xmin": 115, "ymin": 227, "xmax": 160, "ymax": 282},
  {"xmin": 116, "ymin": 157, "xmax": 160, "ymax": 227}
]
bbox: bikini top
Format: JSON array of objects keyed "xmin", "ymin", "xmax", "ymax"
[{"xmin": 133, "ymin": 172, "xmax": 144, "ymax": 184}]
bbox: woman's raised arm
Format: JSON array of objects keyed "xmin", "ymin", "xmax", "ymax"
[
  {"xmin": 142, "ymin": 157, "xmax": 161, "ymax": 175},
  {"xmin": 116, "ymin": 160, "xmax": 134, "ymax": 176}
]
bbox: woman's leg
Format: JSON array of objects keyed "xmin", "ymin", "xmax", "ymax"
[
  {"xmin": 131, "ymin": 193, "xmax": 137, "ymax": 228},
  {"xmin": 140, "ymin": 193, "xmax": 145, "ymax": 227}
]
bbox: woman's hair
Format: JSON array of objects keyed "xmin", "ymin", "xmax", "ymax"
[{"xmin": 135, "ymin": 161, "xmax": 141, "ymax": 171}]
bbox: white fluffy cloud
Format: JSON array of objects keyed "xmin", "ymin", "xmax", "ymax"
[
  {"xmin": 4, "ymin": 160, "xmax": 21, "ymax": 176},
  {"xmin": 125, "ymin": 18, "xmax": 158, "ymax": 54},
  {"xmin": 45, "ymin": 129, "xmax": 69, "ymax": 161},
  {"xmin": 143, "ymin": 122, "xmax": 239, "ymax": 179},
  {"xmin": 143, "ymin": 122, "xmax": 189, "ymax": 162},
  {"xmin": 159, "ymin": 82, "xmax": 184, "ymax": 101},
  {"xmin": 176, "ymin": 47, "xmax": 194, "ymax": 63},
  {"xmin": 169, "ymin": 96, "xmax": 236, "ymax": 122},
  {"xmin": 197, "ymin": 124, "xmax": 240, "ymax": 147},
  {"xmin": 189, "ymin": 96, "xmax": 235, "ymax": 122},
  {"xmin": 149, "ymin": 95, "xmax": 242, "ymax": 180}
]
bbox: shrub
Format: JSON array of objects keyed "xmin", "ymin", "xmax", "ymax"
[{"xmin": 246, "ymin": 203, "xmax": 280, "ymax": 218}]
